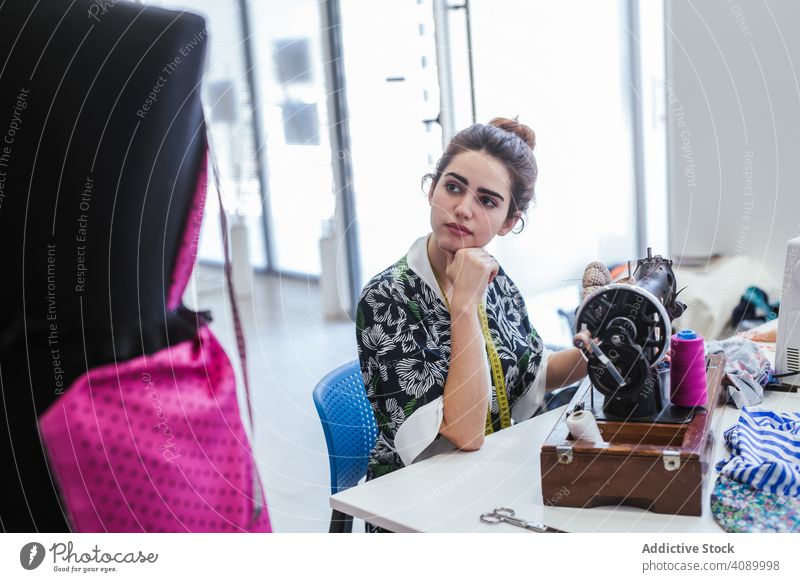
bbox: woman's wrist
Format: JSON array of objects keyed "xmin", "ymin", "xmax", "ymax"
[
  {"xmin": 545, "ymin": 347, "xmax": 588, "ymax": 390},
  {"xmin": 449, "ymin": 300, "xmax": 479, "ymax": 319},
  {"xmin": 450, "ymin": 291, "xmax": 483, "ymax": 315}
]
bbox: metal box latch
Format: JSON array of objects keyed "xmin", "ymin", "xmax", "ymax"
[
  {"xmin": 662, "ymin": 449, "xmax": 681, "ymax": 471},
  {"xmin": 557, "ymin": 444, "xmax": 573, "ymax": 465}
]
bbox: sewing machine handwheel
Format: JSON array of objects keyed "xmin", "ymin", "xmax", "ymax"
[
  {"xmin": 587, "ymin": 343, "xmax": 649, "ymax": 398},
  {"xmin": 574, "ymin": 284, "xmax": 671, "ymax": 366}
]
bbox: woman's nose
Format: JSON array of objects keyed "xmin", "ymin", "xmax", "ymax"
[{"xmin": 454, "ymin": 197, "xmax": 473, "ymax": 220}]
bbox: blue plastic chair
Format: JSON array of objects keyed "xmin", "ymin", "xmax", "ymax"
[{"xmin": 312, "ymin": 360, "xmax": 378, "ymax": 533}]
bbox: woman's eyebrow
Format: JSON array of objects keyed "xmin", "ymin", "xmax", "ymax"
[{"xmin": 445, "ymin": 171, "xmax": 505, "ymax": 202}]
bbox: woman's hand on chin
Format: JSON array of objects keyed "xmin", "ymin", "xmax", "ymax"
[{"xmin": 446, "ymin": 248, "xmax": 499, "ymax": 311}]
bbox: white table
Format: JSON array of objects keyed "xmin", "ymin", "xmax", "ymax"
[{"xmin": 331, "ymin": 349, "xmax": 800, "ymax": 532}]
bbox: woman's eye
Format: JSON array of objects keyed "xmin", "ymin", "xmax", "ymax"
[
  {"xmin": 445, "ymin": 182, "xmax": 461, "ymax": 193},
  {"xmin": 481, "ymin": 197, "xmax": 497, "ymax": 208}
]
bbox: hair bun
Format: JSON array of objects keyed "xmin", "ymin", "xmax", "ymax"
[{"xmin": 488, "ymin": 116, "xmax": 536, "ymax": 150}]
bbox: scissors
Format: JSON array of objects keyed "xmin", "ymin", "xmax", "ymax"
[{"xmin": 480, "ymin": 508, "xmax": 566, "ymax": 533}]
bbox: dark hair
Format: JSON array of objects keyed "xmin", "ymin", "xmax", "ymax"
[{"xmin": 425, "ymin": 117, "xmax": 538, "ymax": 233}]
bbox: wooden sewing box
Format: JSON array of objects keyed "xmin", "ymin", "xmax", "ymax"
[{"xmin": 540, "ymin": 353, "xmax": 727, "ymax": 516}]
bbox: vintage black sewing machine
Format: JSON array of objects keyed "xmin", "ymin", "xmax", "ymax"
[
  {"xmin": 573, "ymin": 247, "xmax": 691, "ymax": 422},
  {"xmin": 540, "ymin": 249, "xmax": 727, "ymax": 516}
]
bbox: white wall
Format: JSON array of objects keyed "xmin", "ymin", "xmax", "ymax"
[{"xmin": 665, "ymin": 0, "xmax": 800, "ymax": 290}]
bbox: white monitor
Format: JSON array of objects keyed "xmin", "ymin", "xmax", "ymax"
[{"xmin": 775, "ymin": 236, "xmax": 800, "ymax": 386}]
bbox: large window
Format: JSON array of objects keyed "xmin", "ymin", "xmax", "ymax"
[
  {"xmin": 145, "ymin": 0, "xmax": 267, "ymax": 268},
  {"xmin": 146, "ymin": 0, "xmax": 336, "ymax": 276},
  {"xmin": 339, "ymin": 0, "xmax": 443, "ymax": 284},
  {"xmin": 464, "ymin": 0, "xmax": 640, "ymax": 296},
  {"xmin": 248, "ymin": 0, "xmax": 336, "ymax": 276}
]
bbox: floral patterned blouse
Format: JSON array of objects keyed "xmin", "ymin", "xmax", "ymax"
[{"xmin": 356, "ymin": 235, "xmax": 550, "ymax": 480}]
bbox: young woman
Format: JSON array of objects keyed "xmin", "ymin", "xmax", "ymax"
[{"xmin": 356, "ymin": 117, "xmax": 593, "ymax": 483}]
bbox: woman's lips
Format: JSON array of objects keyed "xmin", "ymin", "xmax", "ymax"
[{"xmin": 446, "ymin": 223, "xmax": 472, "ymax": 236}]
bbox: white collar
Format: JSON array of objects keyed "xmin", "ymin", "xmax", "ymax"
[{"xmin": 406, "ymin": 233, "xmax": 447, "ymax": 305}]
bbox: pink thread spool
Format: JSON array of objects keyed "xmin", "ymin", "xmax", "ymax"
[{"xmin": 670, "ymin": 329, "xmax": 707, "ymax": 407}]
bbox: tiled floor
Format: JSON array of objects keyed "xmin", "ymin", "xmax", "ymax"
[{"xmin": 187, "ymin": 266, "xmax": 359, "ymax": 533}]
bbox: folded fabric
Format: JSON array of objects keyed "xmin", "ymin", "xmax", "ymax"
[
  {"xmin": 706, "ymin": 337, "xmax": 771, "ymax": 408},
  {"xmin": 711, "ymin": 474, "xmax": 800, "ymax": 532},
  {"xmin": 724, "ymin": 371, "xmax": 764, "ymax": 409},
  {"xmin": 715, "ymin": 408, "xmax": 800, "ymax": 496}
]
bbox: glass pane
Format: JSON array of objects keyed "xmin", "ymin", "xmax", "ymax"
[
  {"xmin": 339, "ymin": 0, "xmax": 442, "ymax": 284},
  {"xmin": 639, "ymin": 0, "xmax": 668, "ymax": 255},
  {"xmin": 467, "ymin": 0, "xmax": 638, "ymax": 295},
  {"xmin": 248, "ymin": 0, "xmax": 336, "ymax": 275},
  {"xmin": 145, "ymin": 0, "xmax": 267, "ymax": 268}
]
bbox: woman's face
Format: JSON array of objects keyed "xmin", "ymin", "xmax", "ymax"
[{"xmin": 428, "ymin": 149, "xmax": 519, "ymax": 252}]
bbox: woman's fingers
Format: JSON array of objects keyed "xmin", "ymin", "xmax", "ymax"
[
  {"xmin": 443, "ymin": 248, "xmax": 457, "ymax": 269},
  {"xmin": 487, "ymin": 257, "xmax": 499, "ymax": 284},
  {"xmin": 446, "ymin": 248, "xmax": 499, "ymax": 308},
  {"xmin": 451, "ymin": 248, "xmax": 498, "ymax": 277},
  {"xmin": 573, "ymin": 329, "xmax": 593, "ymax": 352}
]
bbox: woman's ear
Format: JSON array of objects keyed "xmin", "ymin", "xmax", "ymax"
[
  {"xmin": 427, "ymin": 181, "xmax": 436, "ymax": 204},
  {"xmin": 498, "ymin": 212, "xmax": 521, "ymax": 236}
]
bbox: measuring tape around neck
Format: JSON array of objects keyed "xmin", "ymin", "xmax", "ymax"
[
  {"xmin": 478, "ymin": 303, "xmax": 512, "ymax": 432},
  {"xmin": 435, "ymin": 276, "xmax": 511, "ymax": 434}
]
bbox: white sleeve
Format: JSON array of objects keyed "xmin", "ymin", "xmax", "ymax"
[
  {"xmin": 511, "ymin": 347, "xmax": 550, "ymax": 423},
  {"xmin": 396, "ymin": 348, "xmax": 548, "ymax": 461},
  {"xmin": 394, "ymin": 396, "xmax": 445, "ymax": 467}
]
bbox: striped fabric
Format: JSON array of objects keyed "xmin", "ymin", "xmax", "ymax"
[{"xmin": 716, "ymin": 408, "xmax": 800, "ymax": 496}]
